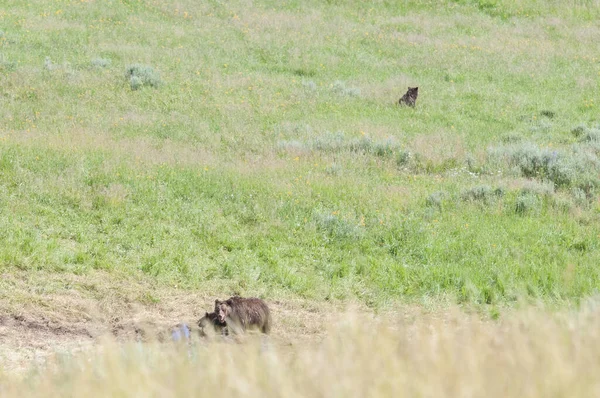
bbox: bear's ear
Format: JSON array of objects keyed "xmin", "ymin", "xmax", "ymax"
[
  {"xmin": 205, "ymin": 311, "xmax": 209, "ymax": 316},
  {"xmin": 215, "ymin": 299, "xmax": 220, "ymax": 305},
  {"xmin": 414, "ymin": 87, "xmax": 418, "ymax": 90}
]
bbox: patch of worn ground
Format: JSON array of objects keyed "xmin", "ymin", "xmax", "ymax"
[
  {"xmin": 2, "ymin": 270, "xmax": 424, "ymax": 372},
  {"xmin": 0, "ymin": 316, "xmax": 94, "ymax": 373}
]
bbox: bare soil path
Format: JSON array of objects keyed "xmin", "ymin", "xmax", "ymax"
[{"xmin": 0, "ymin": 270, "xmax": 348, "ymax": 372}]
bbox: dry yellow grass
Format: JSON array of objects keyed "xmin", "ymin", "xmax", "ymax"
[
  {"xmin": 410, "ymin": 133, "xmax": 466, "ymax": 169},
  {"xmin": 3, "ymin": 304, "xmax": 600, "ymax": 397}
]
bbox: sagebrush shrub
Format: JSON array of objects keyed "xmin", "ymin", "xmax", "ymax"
[
  {"xmin": 0, "ymin": 54, "xmax": 16, "ymax": 71},
  {"xmin": 461, "ymin": 185, "xmax": 503, "ymax": 204},
  {"xmin": 488, "ymin": 142, "xmax": 600, "ymax": 190},
  {"xmin": 501, "ymin": 133, "xmax": 524, "ymax": 144},
  {"xmin": 540, "ymin": 110, "xmax": 555, "ymax": 119},
  {"xmin": 126, "ymin": 64, "xmax": 161, "ymax": 90},
  {"xmin": 580, "ymin": 128, "xmax": 600, "ymax": 142},
  {"xmin": 519, "ymin": 180, "xmax": 555, "ymax": 197},
  {"xmin": 396, "ymin": 150, "xmax": 411, "ymax": 167},
  {"xmin": 307, "ymin": 133, "xmax": 400, "ymax": 158},
  {"xmin": 571, "ymin": 125, "xmax": 586, "ymax": 138},
  {"xmin": 313, "ymin": 211, "xmax": 362, "ymax": 241},
  {"xmin": 325, "ymin": 163, "xmax": 342, "ymax": 176},
  {"xmin": 515, "ymin": 192, "xmax": 541, "ymax": 215},
  {"xmin": 276, "ymin": 140, "xmax": 306, "ymax": 153},
  {"xmin": 571, "ymin": 124, "xmax": 600, "ymax": 141},
  {"xmin": 551, "ymin": 195, "xmax": 574, "ymax": 213},
  {"xmin": 571, "ymin": 187, "xmax": 588, "ymax": 206},
  {"xmin": 331, "ymin": 80, "xmax": 361, "ymax": 97},
  {"xmin": 426, "ymin": 191, "xmax": 447, "ymax": 209},
  {"xmin": 92, "ymin": 57, "xmax": 111, "ymax": 68},
  {"xmin": 311, "ymin": 132, "xmax": 346, "ymax": 152},
  {"xmin": 302, "ymin": 80, "xmax": 317, "ymax": 91},
  {"xmin": 348, "ymin": 137, "xmax": 398, "ymax": 157},
  {"xmin": 509, "ymin": 143, "xmax": 557, "ymax": 178},
  {"xmin": 44, "ymin": 56, "xmax": 54, "ymax": 71}
]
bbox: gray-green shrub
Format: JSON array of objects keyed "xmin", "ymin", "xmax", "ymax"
[
  {"xmin": 489, "ymin": 142, "xmax": 600, "ymax": 190},
  {"xmin": 461, "ymin": 185, "xmax": 503, "ymax": 204},
  {"xmin": 313, "ymin": 210, "xmax": 362, "ymax": 242},
  {"xmin": 126, "ymin": 64, "xmax": 161, "ymax": 90},
  {"xmin": 515, "ymin": 192, "xmax": 541, "ymax": 215},
  {"xmin": 331, "ymin": 80, "xmax": 361, "ymax": 97},
  {"xmin": 92, "ymin": 58, "xmax": 111, "ymax": 68},
  {"xmin": 426, "ymin": 191, "xmax": 447, "ymax": 209}
]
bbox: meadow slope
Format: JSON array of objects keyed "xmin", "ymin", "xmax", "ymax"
[{"xmin": 1, "ymin": 0, "xmax": 600, "ymax": 378}]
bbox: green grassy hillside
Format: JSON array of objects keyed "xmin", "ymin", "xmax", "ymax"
[{"xmin": 1, "ymin": 0, "xmax": 600, "ymax": 310}]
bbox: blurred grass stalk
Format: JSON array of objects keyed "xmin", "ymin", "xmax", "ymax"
[{"xmin": 3, "ymin": 306, "xmax": 600, "ymax": 397}]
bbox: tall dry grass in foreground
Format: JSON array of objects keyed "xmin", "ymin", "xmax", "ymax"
[{"xmin": 3, "ymin": 306, "xmax": 600, "ymax": 398}]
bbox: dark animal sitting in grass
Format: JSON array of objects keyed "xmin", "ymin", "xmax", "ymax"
[
  {"xmin": 214, "ymin": 296, "xmax": 271, "ymax": 335},
  {"xmin": 399, "ymin": 87, "xmax": 418, "ymax": 107},
  {"xmin": 197, "ymin": 311, "xmax": 228, "ymax": 337}
]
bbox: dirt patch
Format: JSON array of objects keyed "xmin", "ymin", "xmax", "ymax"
[
  {"xmin": 0, "ymin": 316, "xmax": 94, "ymax": 373},
  {"xmin": 1, "ymin": 314, "xmax": 93, "ymax": 338},
  {"xmin": 0, "ymin": 269, "xmax": 438, "ymax": 374},
  {"xmin": 0, "ymin": 270, "xmax": 353, "ymax": 372}
]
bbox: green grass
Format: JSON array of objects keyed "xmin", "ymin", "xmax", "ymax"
[{"xmin": 1, "ymin": 0, "xmax": 600, "ymax": 309}]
